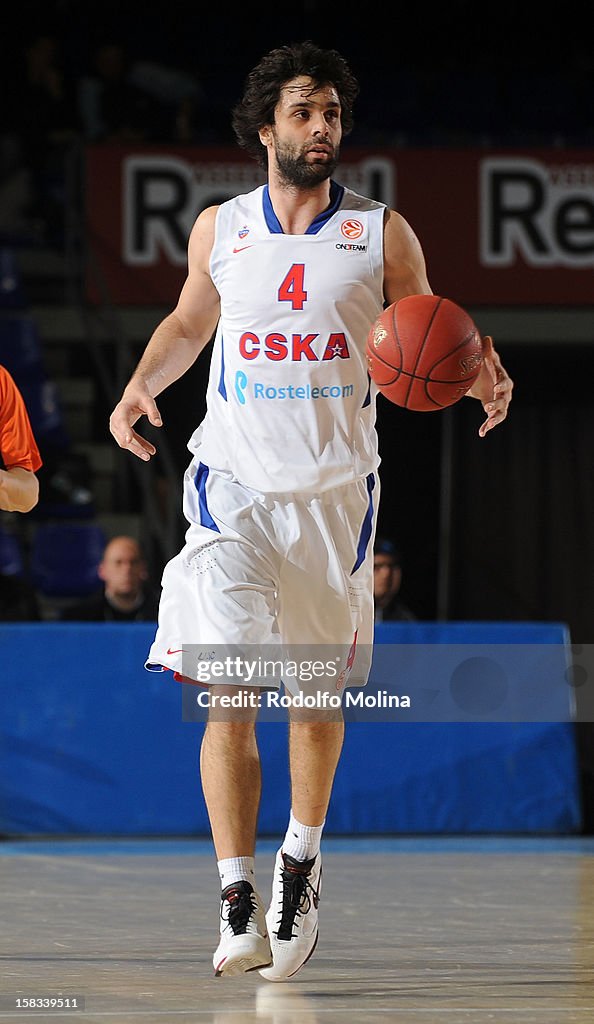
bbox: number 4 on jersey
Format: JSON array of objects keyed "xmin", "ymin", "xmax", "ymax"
[{"xmin": 278, "ymin": 264, "xmax": 307, "ymax": 310}]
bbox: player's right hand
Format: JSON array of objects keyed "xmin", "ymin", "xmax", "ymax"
[{"xmin": 109, "ymin": 385, "xmax": 162, "ymax": 461}]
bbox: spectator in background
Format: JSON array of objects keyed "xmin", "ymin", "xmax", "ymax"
[
  {"xmin": 127, "ymin": 55, "xmax": 203, "ymax": 142},
  {"xmin": 61, "ymin": 535, "xmax": 159, "ymax": 621},
  {"xmin": 10, "ymin": 32, "xmax": 80, "ymax": 244},
  {"xmin": 0, "ymin": 363, "xmax": 42, "ymax": 513},
  {"xmin": 373, "ymin": 536, "xmax": 417, "ymax": 622},
  {"xmin": 77, "ymin": 40, "xmax": 203, "ymax": 144},
  {"xmin": 76, "ymin": 41, "xmax": 153, "ymax": 143}
]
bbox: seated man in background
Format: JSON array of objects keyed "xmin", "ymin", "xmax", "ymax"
[
  {"xmin": 373, "ymin": 536, "xmax": 417, "ymax": 622},
  {"xmin": 0, "ymin": 363, "xmax": 42, "ymax": 513},
  {"xmin": 62, "ymin": 535, "xmax": 160, "ymax": 621}
]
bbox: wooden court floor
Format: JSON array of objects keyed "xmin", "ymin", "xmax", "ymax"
[{"xmin": 2, "ymin": 836, "xmax": 594, "ymax": 1023}]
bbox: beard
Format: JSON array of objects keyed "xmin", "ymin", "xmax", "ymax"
[{"xmin": 273, "ymin": 135, "xmax": 339, "ymax": 189}]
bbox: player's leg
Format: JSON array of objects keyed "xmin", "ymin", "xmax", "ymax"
[
  {"xmin": 260, "ymin": 477, "xmax": 376, "ymax": 981},
  {"xmin": 258, "ymin": 708, "xmax": 343, "ymax": 982},
  {"xmin": 259, "ymin": 701, "xmax": 344, "ymax": 982},
  {"xmin": 145, "ymin": 465, "xmax": 282, "ymax": 978},
  {"xmin": 200, "ymin": 684, "xmax": 262, "ymax": 859},
  {"xmin": 289, "ymin": 713, "xmax": 345, "ymax": 829},
  {"xmin": 204, "ymin": 685, "xmax": 273, "ymax": 977}
]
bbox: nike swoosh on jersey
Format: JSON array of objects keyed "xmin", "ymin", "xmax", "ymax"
[
  {"xmin": 167, "ymin": 647, "xmax": 185, "ymax": 655},
  {"xmin": 232, "ymin": 245, "xmax": 254, "ymax": 253}
]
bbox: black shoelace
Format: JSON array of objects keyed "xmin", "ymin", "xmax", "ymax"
[
  {"xmin": 276, "ymin": 857, "xmax": 320, "ymax": 941},
  {"xmin": 220, "ymin": 882, "xmax": 257, "ymax": 936}
]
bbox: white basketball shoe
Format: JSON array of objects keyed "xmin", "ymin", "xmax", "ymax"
[
  {"xmin": 213, "ymin": 880, "xmax": 272, "ymax": 977},
  {"xmin": 259, "ymin": 849, "xmax": 322, "ymax": 981}
]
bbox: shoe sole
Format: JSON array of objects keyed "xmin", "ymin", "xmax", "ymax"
[
  {"xmin": 215, "ymin": 955, "xmax": 273, "ymax": 978},
  {"xmin": 259, "ymin": 929, "xmax": 318, "ymax": 982}
]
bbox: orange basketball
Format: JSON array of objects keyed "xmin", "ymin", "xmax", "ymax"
[{"xmin": 366, "ymin": 294, "xmax": 483, "ymax": 411}]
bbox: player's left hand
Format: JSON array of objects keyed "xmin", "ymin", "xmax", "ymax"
[{"xmin": 467, "ymin": 335, "xmax": 513, "ymax": 437}]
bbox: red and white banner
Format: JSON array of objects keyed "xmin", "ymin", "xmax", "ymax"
[{"xmin": 85, "ymin": 145, "xmax": 594, "ymax": 306}]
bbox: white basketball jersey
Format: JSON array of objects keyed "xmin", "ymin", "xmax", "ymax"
[{"xmin": 192, "ymin": 182, "xmax": 385, "ymax": 493}]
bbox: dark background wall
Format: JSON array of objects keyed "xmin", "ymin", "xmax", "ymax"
[{"xmin": 7, "ymin": 1, "xmax": 593, "ymax": 148}]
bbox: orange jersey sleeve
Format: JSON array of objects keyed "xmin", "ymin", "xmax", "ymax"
[{"xmin": 0, "ymin": 365, "xmax": 43, "ymax": 472}]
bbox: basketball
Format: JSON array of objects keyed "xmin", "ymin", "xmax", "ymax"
[{"xmin": 366, "ymin": 294, "xmax": 484, "ymax": 412}]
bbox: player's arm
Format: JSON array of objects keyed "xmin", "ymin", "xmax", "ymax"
[
  {"xmin": 382, "ymin": 209, "xmax": 513, "ymax": 436},
  {"xmin": 382, "ymin": 209, "xmax": 432, "ymax": 303},
  {"xmin": 0, "ymin": 466, "xmax": 39, "ymax": 513},
  {"xmin": 109, "ymin": 206, "xmax": 221, "ymax": 461},
  {"xmin": 0, "ymin": 368, "xmax": 41, "ymax": 511}
]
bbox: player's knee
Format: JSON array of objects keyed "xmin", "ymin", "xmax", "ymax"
[
  {"xmin": 288, "ymin": 706, "xmax": 344, "ymax": 727},
  {"xmin": 204, "ymin": 683, "xmax": 261, "ymax": 729}
]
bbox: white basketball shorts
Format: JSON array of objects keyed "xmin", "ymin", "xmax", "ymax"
[{"xmin": 145, "ymin": 455, "xmax": 378, "ymax": 693}]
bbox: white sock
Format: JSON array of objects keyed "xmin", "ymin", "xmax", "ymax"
[
  {"xmin": 282, "ymin": 810, "xmax": 324, "ymax": 862},
  {"xmin": 217, "ymin": 856, "xmax": 255, "ymax": 889}
]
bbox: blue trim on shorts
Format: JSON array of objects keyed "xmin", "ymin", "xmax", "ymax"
[
  {"xmin": 351, "ymin": 473, "xmax": 375, "ymax": 574},
  {"xmin": 194, "ymin": 463, "xmax": 220, "ymax": 532},
  {"xmin": 217, "ymin": 336, "xmax": 227, "ymax": 400}
]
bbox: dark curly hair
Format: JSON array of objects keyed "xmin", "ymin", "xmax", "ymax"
[{"xmin": 232, "ymin": 41, "xmax": 359, "ymax": 167}]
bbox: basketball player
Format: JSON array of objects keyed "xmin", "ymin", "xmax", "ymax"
[
  {"xmin": 109, "ymin": 42, "xmax": 513, "ymax": 981},
  {"xmin": 0, "ymin": 364, "xmax": 42, "ymax": 513}
]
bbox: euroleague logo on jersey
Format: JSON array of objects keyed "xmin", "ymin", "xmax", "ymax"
[
  {"xmin": 340, "ymin": 219, "xmax": 364, "ymax": 239},
  {"xmin": 336, "ymin": 218, "xmax": 366, "ymax": 252}
]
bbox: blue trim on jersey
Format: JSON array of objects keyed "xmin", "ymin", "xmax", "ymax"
[
  {"xmin": 307, "ymin": 181, "xmax": 344, "ymax": 234},
  {"xmin": 263, "ymin": 186, "xmax": 284, "ymax": 233},
  {"xmin": 262, "ymin": 180, "xmax": 345, "ymax": 235},
  {"xmin": 362, "ymin": 375, "xmax": 371, "ymax": 408},
  {"xmin": 351, "ymin": 473, "xmax": 375, "ymax": 574},
  {"xmin": 217, "ymin": 336, "xmax": 227, "ymax": 400},
  {"xmin": 194, "ymin": 463, "xmax": 220, "ymax": 533}
]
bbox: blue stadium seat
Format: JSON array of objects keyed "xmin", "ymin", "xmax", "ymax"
[
  {"xmin": 30, "ymin": 522, "xmax": 106, "ymax": 597},
  {"xmin": 17, "ymin": 373, "xmax": 70, "ymax": 447},
  {"xmin": 0, "ymin": 315, "xmax": 44, "ymax": 376},
  {"xmin": 0, "ymin": 527, "xmax": 25, "ymax": 577},
  {"xmin": 0, "ymin": 315, "xmax": 70, "ymax": 448}
]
